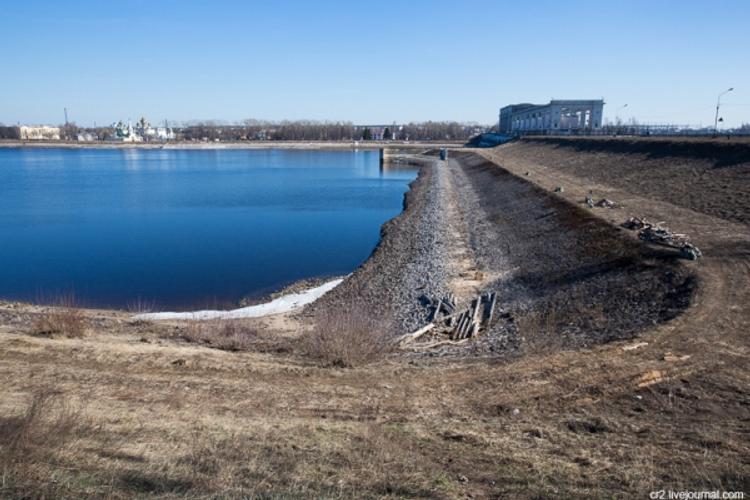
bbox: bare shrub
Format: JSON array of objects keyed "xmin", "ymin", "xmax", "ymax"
[
  {"xmin": 126, "ymin": 297, "xmax": 156, "ymax": 314},
  {"xmin": 0, "ymin": 389, "xmax": 91, "ymax": 495},
  {"xmin": 0, "ymin": 389, "xmax": 84, "ymax": 457},
  {"xmin": 180, "ymin": 320, "xmax": 258, "ymax": 351},
  {"xmin": 302, "ymin": 309, "xmax": 394, "ymax": 367},
  {"xmin": 32, "ymin": 293, "xmax": 86, "ymax": 338}
]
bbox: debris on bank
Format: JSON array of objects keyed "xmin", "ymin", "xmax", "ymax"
[
  {"xmin": 621, "ymin": 217, "xmax": 702, "ymax": 260},
  {"xmin": 586, "ymin": 196, "xmax": 619, "ymax": 209},
  {"xmin": 398, "ymin": 292, "xmax": 499, "ymax": 349}
]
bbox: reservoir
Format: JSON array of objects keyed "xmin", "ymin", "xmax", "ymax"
[{"xmin": 0, "ymin": 148, "xmax": 418, "ymax": 310}]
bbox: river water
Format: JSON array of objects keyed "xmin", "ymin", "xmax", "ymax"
[{"xmin": 0, "ymin": 147, "xmax": 417, "ymax": 310}]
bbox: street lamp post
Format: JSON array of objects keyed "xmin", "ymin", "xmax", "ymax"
[
  {"xmin": 714, "ymin": 87, "xmax": 734, "ymax": 134},
  {"xmin": 615, "ymin": 104, "xmax": 628, "ymax": 124}
]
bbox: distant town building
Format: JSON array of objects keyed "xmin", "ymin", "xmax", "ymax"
[
  {"xmin": 113, "ymin": 121, "xmax": 142, "ymax": 142},
  {"xmin": 499, "ymin": 99, "xmax": 604, "ymax": 134},
  {"xmin": 19, "ymin": 126, "xmax": 61, "ymax": 141},
  {"xmin": 112, "ymin": 118, "xmax": 175, "ymax": 142},
  {"xmin": 136, "ymin": 117, "xmax": 176, "ymax": 141}
]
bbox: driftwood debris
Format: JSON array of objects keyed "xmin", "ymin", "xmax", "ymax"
[
  {"xmin": 397, "ymin": 323, "xmax": 435, "ymax": 346},
  {"xmin": 486, "ymin": 292, "xmax": 497, "ymax": 327},
  {"xmin": 430, "ymin": 299, "xmax": 443, "ymax": 322},
  {"xmin": 595, "ymin": 198, "xmax": 617, "ymax": 208},
  {"xmin": 622, "ymin": 217, "xmax": 702, "ymax": 260},
  {"xmin": 409, "ymin": 339, "xmax": 469, "ymax": 350},
  {"xmin": 449, "ymin": 293, "xmax": 498, "ymax": 341},
  {"xmin": 586, "ymin": 196, "xmax": 618, "ymax": 208},
  {"xmin": 401, "ymin": 291, "xmax": 501, "ymax": 350}
]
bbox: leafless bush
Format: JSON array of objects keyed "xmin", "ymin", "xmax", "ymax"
[
  {"xmin": 180, "ymin": 320, "xmax": 258, "ymax": 351},
  {"xmin": 302, "ymin": 309, "xmax": 394, "ymax": 367},
  {"xmin": 0, "ymin": 389, "xmax": 91, "ymax": 495},
  {"xmin": 0, "ymin": 389, "xmax": 85, "ymax": 457},
  {"xmin": 126, "ymin": 297, "xmax": 156, "ymax": 314},
  {"xmin": 32, "ymin": 293, "xmax": 86, "ymax": 338}
]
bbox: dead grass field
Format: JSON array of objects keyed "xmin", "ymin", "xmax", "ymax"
[{"xmin": 1, "ymin": 137, "xmax": 749, "ymax": 498}]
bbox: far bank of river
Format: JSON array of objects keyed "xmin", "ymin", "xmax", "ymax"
[{"xmin": 0, "ymin": 140, "xmax": 466, "ymax": 151}]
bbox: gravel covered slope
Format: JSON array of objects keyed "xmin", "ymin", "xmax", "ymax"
[
  {"xmin": 310, "ymin": 151, "xmax": 694, "ymax": 353},
  {"xmin": 308, "ymin": 158, "xmax": 452, "ymax": 334}
]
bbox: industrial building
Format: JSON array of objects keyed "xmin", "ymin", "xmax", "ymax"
[
  {"xmin": 499, "ymin": 99, "xmax": 604, "ymax": 134},
  {"xmin": 18, "ymin": 126, "xmax": 61, "ymax": 141}
]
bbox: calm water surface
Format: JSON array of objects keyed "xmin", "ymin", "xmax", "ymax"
[{"xmin": 0, "ymin": 148, "xmax": 417, "ymax": 310}]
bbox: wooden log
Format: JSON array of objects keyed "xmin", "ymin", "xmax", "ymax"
[
  {"xmin": 463, "ymin": 315, "xmax": 473, "ymax": 338},
  {"xmin": 442, "ymin": 309, "xmax": 462, "ymax": 324},
  {"xmin": 397, "ymin": 323, "xmax": 435, "ymax": 345},
  {"xmin": 459, "ymin": 316, "xmax": 472, "ymax": 339},
  {"xmin": 472, "ymin": 296, "xmax": 482, "ymax": 323},
  {"xmin": 448, "ymin": 314, "xmax": 461, "ymax": 338},
  {"xmin": 453, "ymin": 314, "xmax": 465, "ymax": 340},
  {"xmin": 441, "ymin": 301, "xmax": 455, "ymax": 315},
  {"xmin": 471, "ymin": 321, "xmax": 480, "ymax": 337},
  {"xmin": 431, "ymin": 299, "xmax": 443, "ymax": 322},
  {"xmin": 486, "ymin": 292, "xmax": 497, "ymax": 328},
  {"xmin": 459, "ymin": 320, "xmax": 469, "ymax": 339},
  {"xmin": 409, "ymin": 338, "xmax": 469, "ymax": 350},
  {"xmin": 450, "ymin": 312, "xmax": 464, "ymax": 339}
]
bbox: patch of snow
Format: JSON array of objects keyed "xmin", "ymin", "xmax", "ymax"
[{"xmin": 134, "ymin": 278, "xmax": 343, "ymax": 321}]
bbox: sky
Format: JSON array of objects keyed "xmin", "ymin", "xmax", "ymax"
[{"xmin": 2, "ymin": 0, "xmax": 749, "ymax": 128}]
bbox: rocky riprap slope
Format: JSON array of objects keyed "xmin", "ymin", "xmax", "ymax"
[{"xmin": 308, "ymin": 158, "xmax": 452, "ymax": 334}]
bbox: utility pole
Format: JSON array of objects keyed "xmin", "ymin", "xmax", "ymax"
[
  {"xmin": 714, "ymin": 87, "xmax": 733, "ymax": 134},
  {"xmin": 615, "ymin": 104, "xmax": 628, "ymax": 125}
]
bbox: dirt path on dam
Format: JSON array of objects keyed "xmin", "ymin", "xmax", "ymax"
[{"xmin": 308, "ymin": 157, "xmax": 486, "ymax": 334}]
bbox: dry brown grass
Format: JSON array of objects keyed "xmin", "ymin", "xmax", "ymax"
[
  {"xmin": 125, "ymin": 297, "xmax": 156, "ymax": 314},
  {"xmin": 0, "ymin": 388, "xmax": 94, "ymax": 497},
  {"xmin": 516, "ymin": 306, "xmax": 565, "ymax": 355},
  {"xmin": 32, "ymin": 293, "xmax": 86, "ymax": 338},
  {"xmin": 179, "ymin": 319, "xmax": 258, "ymax": 351},
  {"xmin": 302, "ymin": 309, "xmax": 395, "ymax": 367}
]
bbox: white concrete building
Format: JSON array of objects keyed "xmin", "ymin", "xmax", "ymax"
[
  {"xmin": 19, "ymin": 126, "xmax": 61, "ymax": 141},
  {"xmin": 499, "ymin": 99, "xmax": 604, "ymax": 134}
]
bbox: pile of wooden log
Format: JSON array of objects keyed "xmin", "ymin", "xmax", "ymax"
[
  {"xmin": 398, "ymin": 292, "xmax": 498, "ymax": 348},
  {"xmin": 621, "ymin": 217, "xmax": 702, "ymax": 260},
  {"xmin": 445, "ymin": 293, "xmax": 497, "ymax": 340}
]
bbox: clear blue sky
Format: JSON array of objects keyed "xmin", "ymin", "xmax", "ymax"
[{"xmin": 2, "ymin": 0, "xmax": 748, "ymax": 127}]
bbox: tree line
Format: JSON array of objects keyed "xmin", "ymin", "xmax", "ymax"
[
  {"xmin": 178, "ymin": 120, "xmax": 486, "ymax": 141},
  {"xmin": 0, "ymin": 120, "xmax": 488, "ymax": 142}
]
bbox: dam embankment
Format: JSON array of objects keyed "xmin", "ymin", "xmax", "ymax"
[
  {"xmin": 310, "ymin": 148, "xmax": 696, "ymax": 355},
  {"xmin": 486, "ymin": 136, "xmax": 750, "ymax": 225}
]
